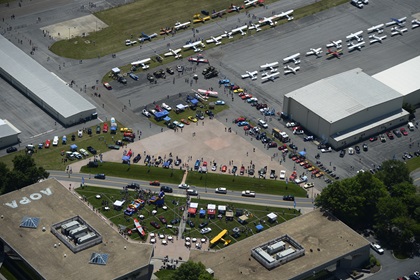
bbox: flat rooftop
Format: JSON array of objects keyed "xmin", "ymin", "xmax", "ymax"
[
  {"xmin": 373, "ymin": 55, "xmax": 420, "ymax": 96},
  {"xmin": 0, "ymin": 179, "xmax": 153, "ymax": 280},
  {"xmin": 285, "ymin": 68, "xmax": 403, "ymax": 123},
  {"xmin": 190, "ymin": 209, "xmax": 370, "ymax": 280}
]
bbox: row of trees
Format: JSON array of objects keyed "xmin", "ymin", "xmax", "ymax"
[
  {"xmin": 315, "ymin": 160, "xmax": 420, "ymax": 254},
  {"xmin": 0, "ymin": 155, "xmax": 49, "ymax": 195}
]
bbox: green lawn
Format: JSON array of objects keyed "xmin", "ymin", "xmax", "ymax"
[
  {"xmin": 406, "ymin": 156, "xmax": 420, "ymax": 173},
  {"xmin": 50, "ymin": 0, "xmax": 346, "ymax": 60},
  {"xmin": 80, "ymin": 161, "xmax": 307, "ymax": 197},
  {"xmin": 75, "ymin": 186, "xmax": 300, "ymax": 248}
]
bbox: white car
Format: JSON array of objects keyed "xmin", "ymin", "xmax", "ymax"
[
  {"xmin": 187, "ymin": 189, "xmax": 198, "ymax": 196},
  {"xmin": 370, "ymin": 243, "xmax": 384, "ymax": 254},
  {"xmin": 293, "ymin": 129, "xmax": 304, "ymax": 135},
  {"xmin": 303, "ymin": 182, "xmax": 314, "ymax": 189},
  {"xmin": 52, "ymin": 136, "xmax": 59, "ymax": 146},
  {"xmin": 125, "ymin": 39, "xmax": 137, "ymax": 46},
  {"xmin": 258, "ymin": 119, "xmax": 268, "ymax": 128},
  {"xmin": 200, "ymin": 227, "xmax": 212, "ymax": 234},
  {"xmin": 279, "ymin": 170, "xmax": 286, "ymax": 180},
  {"xmin": 173, "ymin": 121, "xmax": 184, "ymax": 128},
  {"xmin": 78, "ymin": 129, "xmax": 83, "ymax": 138},
  {"xmin": 348, "ymin": 147, "xmax": 354, "ymax": 155},
  {"xmin": 215, "ymin": 187, "xmax": 227, "ymax": 194},
  {"xmin": 211, "ymin": 164, "xmax": 217, "ymax": 171},
  {"xmin": 286, "ymin": 122, "xmax": 297, "ymax": 127},
  {"xmin": 178, "ymin": 183, "xmax": 190, "ymax": 189},
  {"xmin": 242, "ymin": 190, "xmax": 256, "ymax": 197},
  {"xmin": 72, "ymin": 152, "xmax": 83, "ymax": 159},
  {"xmin": 321, "ymin": 147, "xmax": 332, "ymax": 153},
  {"xmin": 79, "ymin": 148, "xmax": 89, "ymax": 157},
  {"xmin": 142, "ymin": 109, "xmax": 151, "ymax": 117},
  {"xmin": 162, "ymin": 103, "xmax": 172, "ymax": 111}
]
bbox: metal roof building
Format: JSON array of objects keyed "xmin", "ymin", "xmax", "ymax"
[
  {"xmin": 0, "ymin": 35, "xmax": 96, "ymax": 127},
  {"xmin": 372, "ymin": 56, "xmax": 420, "ymax": 106},
  {"xmin": 0, "ymin": 119, "xmax": 21, "ymax": 149},
  {"xmin": 283, "ymin": 68, "xmax": 409, "ymax": 149}
]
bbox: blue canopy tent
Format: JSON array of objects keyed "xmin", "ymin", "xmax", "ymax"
[
  {"xmin": 154, "ymin": 110, "xmax": 169, "ymax": 121},
  {"xmin": 190, "ymin": 98, "xmax": 199, "ymax": 106},
  {"xmin": 122, "ymin": 155, "xmax": 130, "ymax": 163},
  {"xmin": 255, "ymin": 224, "xmax": 264, "ymax": 232},
  {"xmin": 299, "ymin": 151, "xmax": 306, "ymax": 157},
  {"xmin": 70, "ymin": 144, "xmax": 77, "ymax": 152},
  {"xmin": 199, "ymin": 209, "xmax": 206, "ymax": 217},
  {"xmin": 163, "ymin": 116, "xmax": 171, "ymax": 123}
]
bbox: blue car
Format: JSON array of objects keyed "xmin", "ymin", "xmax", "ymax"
[
  {"xmin": 129, "ymin": 73, "xmax": 139, "ymax": 80},
  {"xmin": 237, "ymin": 121, "xmax": 249, "ymax": 127},
  {"xmin": 194, "ymin": 160, "xmax": 201, "ymax": 170},
  {"xmin": 218, "ymin": 79, "xmax": 230, "ymax": 85},
  {"xmin": 215, "ymin": 100, "xmax": 225, "ymax": 105}
]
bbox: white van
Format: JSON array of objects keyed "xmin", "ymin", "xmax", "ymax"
[
  {"xmin": 408, "ymin": 122, "xmax": 415, "ymax": 131},
  {"xmin": 52, "ymin": 136, "xmax": 59, "ymax": 146}
]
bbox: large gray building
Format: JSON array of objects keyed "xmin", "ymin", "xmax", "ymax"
[
  {"xmin": 0, "ymin": 35, "xmax": 96, "ymax": 127},
  {"xmin": 283, "ymin": 68, "xmax": 409, "ymax": 149},
  {"xmin": 0, "ymin": 119, "xmax": 21, "ymax": 149}
]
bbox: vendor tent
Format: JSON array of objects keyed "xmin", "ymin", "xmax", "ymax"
[
  {"xmin": 267, "ymin": 212, "xmax": 277, "ymax": 223},
  {"xmin": 70, "ymin": 144, "xmax": 77, "ymax": 151},
  {"xmin": 255, "ymin": 224, "xmax": 264, "ymax": 232},
  {"xmin": 238, "ymin": 215, "xmax": 249, "ymax": 224}
]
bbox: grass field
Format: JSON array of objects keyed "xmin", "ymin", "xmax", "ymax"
[
  {"xmin": 406, "ymin": 156, "xmax": 420, "ymax": 173},
  {"xmin": 0, "ymin": 121, "xmax": 126, "ymax": 170},
  {"xmin": 80, "ymin": 161, "xmax": 307, "ymax": 196},
  {"xmin": 49, "ymin": 0, "xmax": 346, "ymax": 59},
  {"xmin": 75, "ymin": 186, "xmax": 300, "ymax": 248}
]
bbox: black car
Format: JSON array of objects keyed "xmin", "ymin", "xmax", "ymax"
[
  {"xmin": 96, "ymin": 125, "xmax": 101, "ymax": 134},
  {"xmin": 133, "ymin": 154, "xmax": 141, "ymax": 163},
  {"xmin": 108, "ymin": 145, "xmax": 120, "ymax": 150},
  {"xmin": 289, "ymin": 143, "xmax": 298, "ymax": 150},
  {"xmin": 199, "ymin": 222, "xmax": 208, "ymax": 229},
  {"xmin": 94, "ymin": 174, "xmax": 106, "ymax": 179},
  {"xmin": 362, "ymin": 143, "xmax": 368, "ymax": 151},
  {"xmin": 122, "ymin": 136, "xmax": 134, "ymax": 142},
  {"xmin": 187, "ymin": 220, "xmax": 195, "ymax": 228},
  {"xmin": 167, "ymin": 123, "xmax": 176, "ymax": 129},
  {"xmin": 174, "ymin": 158, "xmax": 182, "ymax": 166},
  {"xmin": 283, "ymin": 195, "xmax": 295, "ymax": 201},
  {"xmin": 248, "ymin": 168, "xmax": 255, "ymax": 176},
  {"xmin": 160, "ymin": 186, "xmax": 173, "ymax": 193},
  {"xmin": 87, "ymin": 146, "xmax": 97, "ymax": 155},
  {"xmin": 232, "ymin": 166, "xmax": 238, "ymax": 174},
  {"xmin": 6, "ymin": 147, "xmax": 17, "ymax": 153},
  {"xmin": 147, "ymin": 73, "xmax": 154, "ymax": 82},
  {"xmin": 115, "ymin": 140, "xmax": 123, "ymax": 146},
  {"xmin": 144, "ymin": 155, "xmax": 151, "ymax": 164},
  {"xmin": 166, "ymin": 67, "xmax": 174, "ymax": 75},
  {"xmin": 205, "ymin": 110, "xmax": 214, "ymax": 117},
  {"xmin": 126, "ymin": 182, "xmax": 140, "ymax": 189},
  {"xmin": 87, "ymin": 128, "xmax": 92, "ymax": 135},
  {"xmin": 339, "ymin": 150, "xmax": 346, "ymax": 157},
  {"xmin": 355, "ymin": 145, "xmax": 361, "ymax": 154},
  {"xmin": 170, "ymin": 218, "xmax": 180, "ymax": 225}
]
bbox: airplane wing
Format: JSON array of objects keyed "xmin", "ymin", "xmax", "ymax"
[
  {"xmin": 260, "ymin": 62, "xmax": 279, "ymax": 69},
  {"xmin": 367, "ymin": 24, "xmax": 384, "ymax": 33}
]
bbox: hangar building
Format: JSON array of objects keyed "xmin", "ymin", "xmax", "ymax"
[
  {"xmin": 0, "ymin": 35, "xmax": 97, "ymax": 127},
  {"xmin": 0, "ymin": 179, "xmax": 154, "ymax": 280},
  {"xmin": 0, "ymin": 119, "xmax": 21, "ymax": 149},
  {"xmin": 191, "ymin": 209, "xmax": 370, "ymax": 280},
  {"xmin": 282, "ymin": 68, "xmax": 409, "ymax": 149},
  {"xmin": 373, "ymin": 56, "xmax": 420, "ymax": 106}
]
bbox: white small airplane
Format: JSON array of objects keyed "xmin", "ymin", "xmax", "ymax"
[
  {"xmin": 164, "ymin": 48, "xmax": 182, "ymax": 59},
  {"xmin": 139, "ymin": 32, "xmax": 157, "ymax": 42},
  {"xmin": 386, "ymin": 17, "xmax": 407, "ymax": 27},
  {"xmin": 206, "ymin": 34, "xmax": 227, "ymax": 45},
  {"xmin": 174, "ymin": 21, "xmax": 191, "ymax": 30},
  {"xmin": 244, "ymin": 0, "xmax": 258, "ymax": 7},
  {"xmin": 326, "ymin": 40, "xmax": 343, "ymax": 48},
  {"xmin": 261, "ymin": 71, "xmax": 280, "ymax": 82},
  {"xmin": 412, "ymin": 19, "xmax": 420, "ymax": 29},
  {"xmin": 258, "ymin": 10, "xmax": 294, "ymax": 26},
  {"xmin": 390, "ymin": 26, "xmax": 408, "ymax": 36},
  {"xmin": 367, "ymin": 24, "xmax": 385, "ymax": 34},
  {"xmin": 368, "ymin": 34, "xmax": 387, "ymax": 44},
  {"xmin": 131, "ymin": 58, "xmax": 151, "ymax": 70},
  {"xmin": 260, "ymin": 62, "xmax": 279, "ymax": 73},
  {"xmin": 283, "ymin": 53, "xmax": 300, "ymax": 64},
  {"xmin": 346, "ymin": 30, "xmax": 364, "ymax": 42},
  {"xmin": 197, "ymin": 89, "xmax": 218, "ymax": 97},
  {"xmin": 305, "ymin": 48, "xmax": 323, "ymax": 57},
  {"xmin": 228, "ymin": 25, "xmax": 248, "ymax": 38},
  {"xmin": 347, "ymin": 41, "xmax": 365, "ymax": 51},
  {"xmin": 284, "ymin": 65, "xmax": 300, "ymax": 75},
  {"xmin": 241, "ymin": 71, "xmax": 258, "ymax": 80},
  {"xmin": 183, "ymin": 41, "xmax": 205, "ymax": 52},
  {"xmin": 248, "ymin": 23, "xmax": 261, "ymax": 32}
]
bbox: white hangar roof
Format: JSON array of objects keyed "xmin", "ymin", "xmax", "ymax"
[
  {"xmin": 372, "ymin": 56, "xmax": 420, "ymax": 96},
  {"xmin": 285, "ymin": 68, "xmax": 403, "ymax": 123},
  {"xmin": 0, "ymin": 35, "xmax": 95, "ymax": 119}
]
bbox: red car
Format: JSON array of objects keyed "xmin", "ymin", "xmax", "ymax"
[
  {"xmin": 203, "ymin": 161, "xmax": 208, "ymax": 167},
  {"xmin": 45, "ymin": 139, "xmax": 51, "ymax": 148},
  {"xmin": 386, "ymin": 131, "xmax": 394, "ymax": 140},
  {"xmin": 103, "ymin": 123, "xmax": 108, "ymax": 133},
  {"xmin": 243, "ymin": 124, "xmax": 253, "ymax": 131},
  {"xmin": 221, "ymin": 165, "xmax": 227, "ymax": 172},
  {"xmin": 234, "ymin": 117, "xmax": 246, "ymax": 123},
  {"xmin": 103, "ymin": 82, "xmax": 112, "ymax": 90},
  {"xmin": 149, "ymin": 181, "xmax": 160, "ymax": 186},
  {"xmin": 278, "ymin": 144, "xmax": 287, "ymax": 150},
  {"xmin": 369, "ymin": 136, "xmax": 377, "ymax": 142},
  {"xmin": 400, "ymin": 127, "xmax": 408, "ymax": 136},
  {"xmin": 158, "ymin": 216, "xmax": 167, "ymax": 224}
]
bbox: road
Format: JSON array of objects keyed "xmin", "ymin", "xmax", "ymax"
[{"xmin": 48, "ymin": 170, "xmax": 315, "ymax": 212}]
